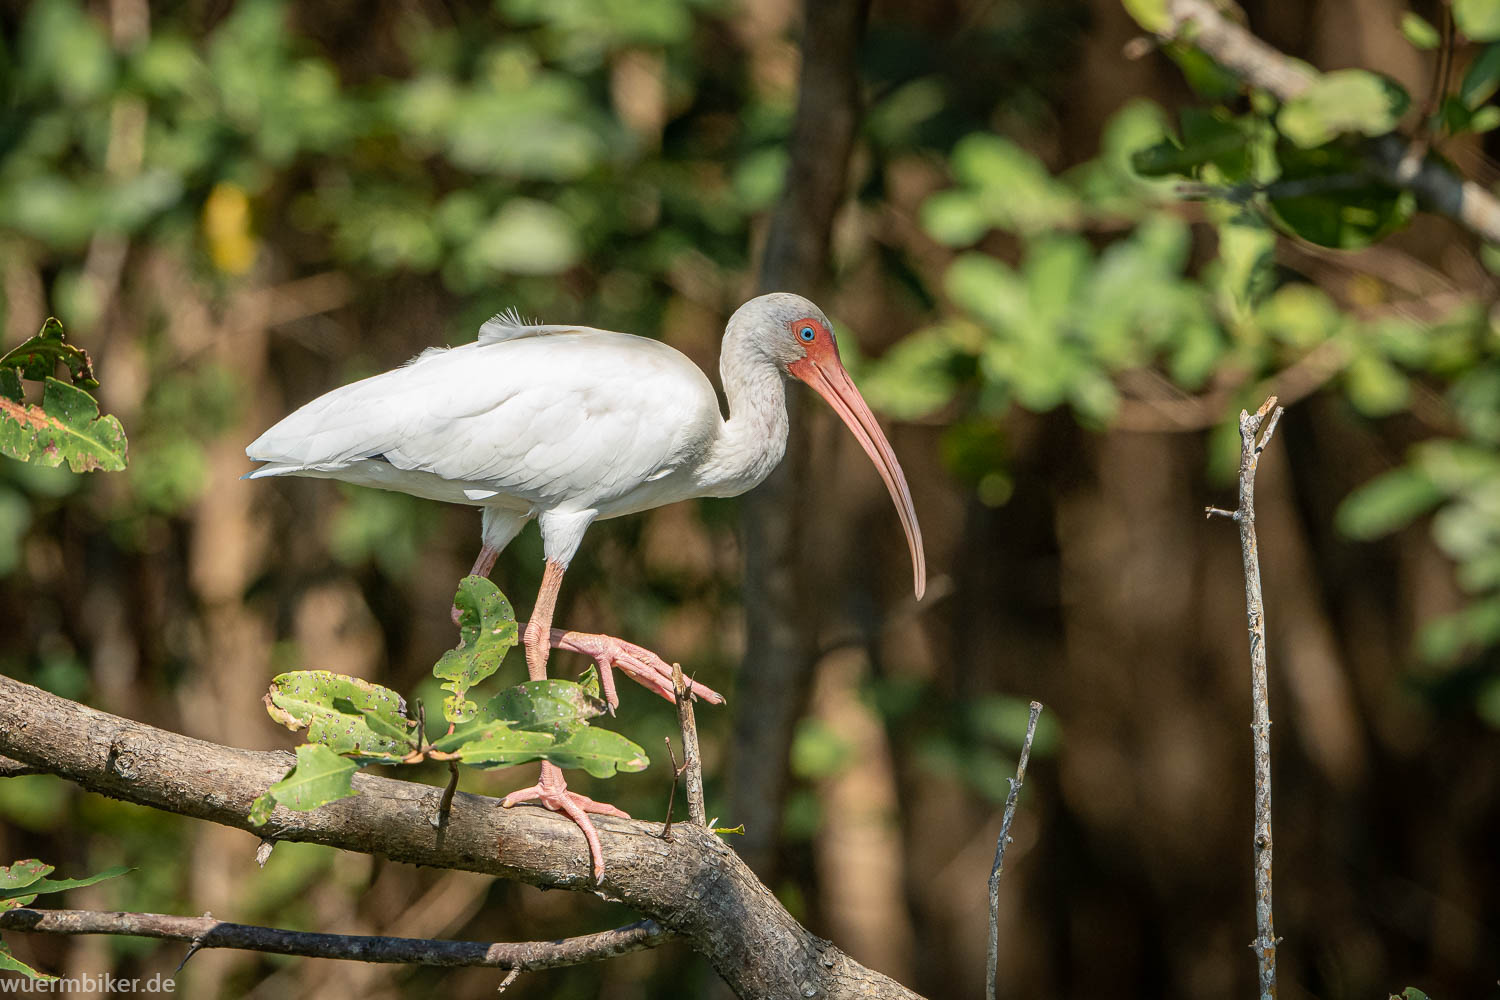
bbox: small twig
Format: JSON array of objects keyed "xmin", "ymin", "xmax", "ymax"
[
  {"xmin": 430, "ymin": 760, "xmax": 461, "ymax": 843},
  {"xmin": 174, "ymin": 911, "xmax": 214, "ymax": 973},
  {"xmin": 658, "ymin": 738, "xmax": 687, "ymax": 842},
  {"xmin": 1175, "ymin": 173, "xmax": 1376, "ymax": 205},
  {"xmin": 0, "ymin": 908, "xmax": 671, "ymax": 973},
  {"xmin": 496, "ymin": 968, "xmax": 521, "ymax": 992},
  {"xmin": 671, "ymin": 663, "xmax": 707, "ymax": 827},
  {"xmin": 986, "ymin": 700, "xmax": 1043, "ymax": 1000},
  {"xmin": 1207, "ymin": 395, "xmax": 1285, "ymax": 1000}
]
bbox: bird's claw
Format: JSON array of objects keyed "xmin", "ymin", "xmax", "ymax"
[
  {"xmin": 549, "ymin": 629, "xmax": 725, "ymax": 711},
  {"xmin": 501, "ymin": 763, "xmax": 629, "ymax": 883}
]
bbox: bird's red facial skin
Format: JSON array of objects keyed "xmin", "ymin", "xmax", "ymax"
[{"xmin": 785, "ymin": 316, "xmax": 838, "ymax": 376}]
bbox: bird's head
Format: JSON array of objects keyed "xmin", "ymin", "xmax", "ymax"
[{"xmin": 732, "ymin": 292, "xmax": 927, "ymax": 600}]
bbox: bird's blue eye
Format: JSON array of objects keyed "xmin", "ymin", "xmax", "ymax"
[{"xmin": 799, "ymin": 326, "xmax": 816, "ymax": 342}]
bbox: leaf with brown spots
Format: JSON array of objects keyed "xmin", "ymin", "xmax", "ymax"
[
  {"xmin": 0, "ymin": 377, "xmax": 127, "ymax": 472},
  {"xmin": 0, "ymin": 317, "xmax": 98, "ymax": 388}
]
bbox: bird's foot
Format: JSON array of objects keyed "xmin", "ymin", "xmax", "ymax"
[
  {"xmin": 549, "ymin": 628, "xmax": 725, "ymax": 711},
  {"xmin": 501, "ymin": 763, "xmax": 628, "ymax": 883}
]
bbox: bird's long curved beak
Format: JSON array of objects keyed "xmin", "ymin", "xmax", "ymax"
[{"xmin": 789, "ymin": 354, "xmax": 927, "ymax": 600}]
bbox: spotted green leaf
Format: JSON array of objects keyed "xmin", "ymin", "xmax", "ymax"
[
  {"xmin": 0, "ymin": 859, "xmax": 51, "ymax": 911},
  {"xmin": 250, "ymin": 744, "xmax": 359, "ymax": 825},
  {"xmin": 0, "ymin": 859, "xmax": 130, "ymax": 913},
  {"xmin": 0, "ymin": 866, "xmax": 130, "ymax": 903},
  {"xmin": 0, "ymin": 318, "xmax": 98, "ymax": 388},
  {"xmin": 433, "ymin": 575, "xmax": 519, "ymax": 723},
  {"xmin": 0, "ymin": 376, "xmax": 128, "ymax": 472},
  {"xmin": 264, "ymin": 670, "xmax": 414, "ymax": 762},
  {"xmin": 537, "ymin": 727, "xmax": 651, "ymax": 778},
  {"xmin": 431, "ymin": 678, "xmax": 647, "ymax": 777}
]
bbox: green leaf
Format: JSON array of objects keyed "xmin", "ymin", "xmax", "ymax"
[
  {"xmin": 1268, "ymin": 141, "xmax": 1414, "ymax": 249},
  {"xmin": 252, "ymin": 744, "xmax": 359, "ymax": 821},
  {"xmin": 0, "ymin": 377, "xmax": 129, "ymax": 472},
  {"xmin": 944, "ymin": 134, "xmax": 1081, "ymax": 237},
  {"xmin": 1471, "ymin": 105, "xmax": 1500, "ymax": 132},
  {"xmin": 0, "ymin": 318, "xmax": 97, "ymax": 388},
  {"xmin": 431, "ymin": 679, "xmax": 647, "ymax": 777},
  {"xmin": 1, "ymin": 866, "xmax": 130, "ymax": 904},
  {"xmin": 484, "ymin": 677, "xmax": 607, "ymax": 730},
  {"xmin": 1456, "ymin": 0, "xmax": 1500, "ymax": 41},
  {"xmin": 1164, "ymin": 45, "xmax": 1244, "ymax": 101},
  {"xmin": 1214, "ymin": 210, "xmax": 1276, "ymax": 318},
  {"xmin": 1462, "ymin": 43, "xmax": 1500, "ymax": 108},
  {"xmin": 433, "ymin": 576, "xmax": 519, "ymax": 723},
  {"xmin": 457, "ymin": 199, "xmax": 581, "ymax": 277},
  {"xmin": 1121, "ymin": 0, "xmax": 1167, "ymax": 32},
  {"xmin": 1401, "ymin": 12, "xmax": 1442, "ymax": 50},
  {"xmin": 0, "ymin": 860, "xmax": 130, "ymax": 913},
  {"xmin": 920, "ymin": 190, "xmax": 990, "ymax": 246},
  {"xmin": 431, "ymin": 678, "xmax": 608, "ymax": 750},
  {"xmin": 0, "ymin": 859, "xmax": 51, "ymax": 910},
  {"xmin": 0, "ymin": 943, "xmax": 57, "ymax": 982},
  {"xmin": 1345, "ymin": 353, "xmax": 1410, "ymax": 416},
  {"xmin": 538, "ymin": 727, "xmax": 652, "ymax": 778},
  {"xmin": 248, "ymin": 792, "xmax": 275, "ymax": 827},
  {"xmin": 265, "ymin": 670, "xmax": 414, "ymax": 761},
  {"xmin": 860, "ymin": 325, "xmax": 971, "ymax": 420},
  {"xmin": 1277, "ymin": 70, "xmax": 1411, "ymax": 148},
  {"xmin": 1336, "ymin": 467, "xmax": 1444, "ymax": 539}
]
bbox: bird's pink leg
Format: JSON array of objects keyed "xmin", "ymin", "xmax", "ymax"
[
  {"xmin": 547, "ymin": 629, "xmax": 725, "ymax": 711},
  {"xmin": 501, "ymin": 559, "xmax": 629, "ymax": 884},
  {"xmin": 453, "ymin": 544, "xmax": 723, "ymax": 707}
]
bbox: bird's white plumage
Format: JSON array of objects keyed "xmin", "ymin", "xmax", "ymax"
[
  {"xmin": 244, "ymin": 293, "xmax": 931, "ymax": 589},
  {"xmin": 247, "ymin": 326, "xmax": 725, "ymax": 548}
]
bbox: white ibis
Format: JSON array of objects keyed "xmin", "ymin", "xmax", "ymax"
[{"xmin": 245, "ymin": 292, "xmax": 925, "ymax": 880}]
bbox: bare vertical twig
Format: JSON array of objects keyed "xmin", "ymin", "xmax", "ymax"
[
  {"xmin": 658, "ymin": 738, "xmax": 687, "ymax": 842},
  {"xmin": 986, "ymin": 700, "xmax": 1043, "ymax": 1000},
  {"xmin": 1206, "ymin": 395, "xmax": 1285, "ymax": 1000},
  {"xmin": 671, "ymin": 662, "xmax": 707, "ymax": 826}
]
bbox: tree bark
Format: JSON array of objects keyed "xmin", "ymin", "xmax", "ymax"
[{"xmin": 0, "ymin": 675, "xmax": 922, "ymax": 1000}]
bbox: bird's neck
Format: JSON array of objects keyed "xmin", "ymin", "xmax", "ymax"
[{"xmin": 697, "ymin": 332, "xmax": 789, "ymax": 496}]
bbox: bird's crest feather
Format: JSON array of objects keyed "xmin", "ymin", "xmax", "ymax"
[{"xmin": 478, "ymin": 307, "xmax": 550, "ymax": 344}]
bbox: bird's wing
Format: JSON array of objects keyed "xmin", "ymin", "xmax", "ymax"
[{"xmin": 246, "ymin": 331, "xmax": 720, "ymax": 510}]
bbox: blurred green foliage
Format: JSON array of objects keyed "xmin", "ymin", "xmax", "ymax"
[{"xmin": 859, "ymin": 8, "xmax": 1500, "ymax": 726}]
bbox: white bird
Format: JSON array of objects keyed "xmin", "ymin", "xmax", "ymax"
[{"xmin": 246, "ymin": 292, "xmax": 925, "ymax": 881}]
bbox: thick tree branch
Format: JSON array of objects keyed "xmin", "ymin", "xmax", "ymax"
[
  {"xmin": 1205, "ymin": 395, "xmax": 1284, "ymax": 1000},
  {"xmin": 0, "ymin": 908, "xmax": 665, "ymax": 973},
  {"xmin": 1163, "ymin": 0, "xmax": 1500, "ymax": 244},
  {"xmin": 0, "ymin": 675, "xmax": 923, "ymax": 1000}
]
